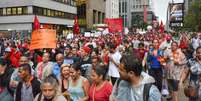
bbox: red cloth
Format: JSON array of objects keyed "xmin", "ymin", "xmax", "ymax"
[
  {"xmin": 10, "ymin": 48, "xmax": 22, "ymax": 67},
  {"xmin": 10, "ymin": 55, "xmax": 19, "ymax": 67},
  {"xmin": 159, "ymin": 21, "xmax": 164, "ymax": 33},
  {"xmin": 74, "ymin": 16, "xmax": 80, "ymax": 34},
  {"xmin": 103, "ymin": 52, "xmax": 109, "ymax": 65},
  {"xmin": 37, "ymin": 55, "xmax": 43, "ymax": 63},
  {"xmin": 104, "ymin": 18, "xmax": 123, "ymax": 33},
  {"xmin": 33, "ymin": 15, "xmax": 40, "ymax": 30},
  {"xmin": 89, "ymin": 81, "xmax": 112, "ymax": 101},
  {"xmin": 179, "ymin": 37, "xmax": 188, "ymax": 49},
  {"xmin": 82, "ymin": 46, "xmax": 91, "ymax": 54},
  {"xmin": 135, "ymin": 49, "xmax": 147, "ymax": 61}
]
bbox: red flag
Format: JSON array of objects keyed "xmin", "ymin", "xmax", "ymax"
[
  {"xmin": 104, "ymin": 18, "xmax": 123, "ymax": 33},
  {"xmin": 74, "ymin": 16, "xmax": 80, "ymax": 34},
  {"xmin": 159, "ymin": 20, "xmax": 164, "ymax": 33},
  {"xmin": 33, "ymin": 15, "xmax": 40, "ymax": 30}
]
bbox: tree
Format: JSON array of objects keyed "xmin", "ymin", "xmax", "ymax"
[{"xmin": 184, "ymin": 1, "xmax": 201, "ymax": 32}]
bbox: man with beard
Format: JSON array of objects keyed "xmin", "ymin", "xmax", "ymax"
[{"xmin": 110, "ymin": 54, "xmax": 161, "ymax": 101}]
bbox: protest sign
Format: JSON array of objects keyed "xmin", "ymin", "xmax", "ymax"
[{"xmin": 30, "ymin": 29, "xmax": 56, "ymax": 50}]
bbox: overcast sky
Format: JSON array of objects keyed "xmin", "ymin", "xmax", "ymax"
[{"xmin": 152, "ymin": 0, "xmax": 184, "ymax": 23}]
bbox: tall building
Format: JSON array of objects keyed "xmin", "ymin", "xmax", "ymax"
[
  {"xmin": 119, "ymin": 0, "xmax": 155, "ymax": 28},
  {"xmin": 106, "ymin": 0, "xmax": 119, "ymax": 18},
  {"xmin": 119, "ymin": 0, "xmax": 130, "ymax": 27},
  {"xmin": 0, "ymin": 0, "xmax": 77, "ymax": 34},
  {"xmin": 77, "ymin": 0, "xmax": 106, "ymax": 31}
]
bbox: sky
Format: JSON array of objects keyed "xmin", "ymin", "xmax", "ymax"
[{"xmin": 152, "ymin": 0, "xmax": 184, "ymax": 24}]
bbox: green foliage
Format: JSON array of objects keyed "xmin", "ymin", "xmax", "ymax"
[{"xmin": 184, "ymin": 1, "xmax": 201, "ymax": 32}]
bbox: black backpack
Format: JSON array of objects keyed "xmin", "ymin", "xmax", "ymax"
[{"xmin": 143, "ymin": 83, "xmax": 153, "ymax": 101}]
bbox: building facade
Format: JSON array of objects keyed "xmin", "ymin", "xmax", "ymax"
[
  {"xmin": 77, "ymin": 0, "xmax": 106, "ymax": 31},
  {"xmin": 119, "ymin": 0, "xmax": 155, "ymax": 28},
  {"xmin": 106, "ymin": 0, "xmax": 119, "ymax": 18},
  {"xmin": 0, "ymin": 0, "xmax": 77, "ymax": 34}
]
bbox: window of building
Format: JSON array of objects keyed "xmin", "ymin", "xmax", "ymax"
[
  {"xmin": 70, "ymin": 0, "xmax": 74, "ymax": 5},
  {"xmin": 64, "ymin": 0, "xmax": 68, "ymax": 3},
  {"xmin": 12, "ymin": 8, "xmax": 17, "ymax": 15},
  {"xmin": 102, "ymin": 13, "xmax": 105, "ymax": 23},
  {"xmin": 122, "ymin": 15, "xmax": 127, "ymax": 27},
  {"xmin": 98, "ymin": 12, "xmax": 101, "ymax": 23},
  {"xmin": 72, "ymin": 0, "xmax": 76, "ymax": 6},
  {"xmin": 93, "ymin": 10, "xmax": 96, "ymax": 24},
  {"xmin": 52, "ymin": 0, "xmax": 76, "ymax": 6},
  {"xmin": 17, "ymin": 7, "xmax": 22, "ymax": 14},
  {"xmin": 61, "ymin": 12, "xmax": 65, "ymax": 17},
  {"xmin": 51, "ymin": 10, "xmax": 55, "ymax": 16},
  {"xmin": 22, "ymin": 7, "xmax": 28, "ymax": 14},
  {"xmin": 0, "ymin": 8, "xmax": 3, "ymax": 16},
  {"xmin": 125, "ymin": 2, "xmax": 127, "ymax": 13},
  {"xmin": 33, "ymin": 6, "xmax": 75, "ymax": 19},
  {"xmin": 43, "ymin": 9, "xmax": 47, "ymax": 16},
  {"xmin": 55, "ymin": 11, "xmax": 58, "ymax": 16},
  {"xmin": 119, "ymin": 2, "xmax": 121, "ymax": 13},
  {"xmin": 47, "ymin": 9, "xmax": 51, "ymax": 16},
  {"xmin": 38, "ymin": 7, "xmax": 43, "ymax": 15},
  {"xmin": 67, "ymin": 0, "xmax": 70, "ymax": 4},
  {"xmin": 6, "ymin": 8, "xmax": 11, "ymax": 15},
  {"xmin": 58, "ymin": 11, "xmax": 62, "ymax": 16},
  {"xmin": 122, "ymin": 2, "xmax": 125, "ymax": 13}
]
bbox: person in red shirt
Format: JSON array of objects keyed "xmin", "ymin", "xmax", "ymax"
[
  {"xmin": 89, "ymin": 65, "xmax": 112, "ymax": 101},
  {"xmin": 4, "ymin": 47, "xmax": 19, "ymax": 67},
  {"xmin": 134, "ymin": 42, "xmax": 148, "ymax": 62}
]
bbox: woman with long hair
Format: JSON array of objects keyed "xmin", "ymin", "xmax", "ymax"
[
  {"xmin": 89, "ymin": 65, "xmax": 112, "ymax": 101},
  {"xmin": 68, "ymin": 62, "xmax": 90, "ymax": 101}
]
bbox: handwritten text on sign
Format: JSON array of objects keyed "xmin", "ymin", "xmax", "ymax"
[{"xmin": 30, "ymin": 29, "xmax": 57, "ymax": 50}]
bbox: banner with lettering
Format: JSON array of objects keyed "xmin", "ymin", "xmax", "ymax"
[
  {"xmin": 30, "ymin": 29, "xmax": 57, "ymax": 50},
  {"xmin": 104, "ymin": 18, "xmax": 123, "ymax": 33}
]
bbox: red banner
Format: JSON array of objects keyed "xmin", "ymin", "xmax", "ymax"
[{"xmin": 104, "ymin": 18, "xmax": 123, "ymax": 33}]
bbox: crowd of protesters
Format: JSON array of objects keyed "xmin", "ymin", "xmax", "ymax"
[{"xmin": 0, "ymin": 31, "xmax": 200, "ymax": 101}]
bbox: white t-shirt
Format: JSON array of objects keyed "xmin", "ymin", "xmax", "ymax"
[
  {"xmin": 192, "ymin": 38, "xmax": 200, "ymax": 50},
  {"xmin": 132, "ymin": 40, "xmax": 140, "ymax": 49},
  {"xmin": 108, "ymin": 51, "xmax": 122, "ymax": 78},
  {"xmin": 159, "ymin": 41, "xmax": 172, "ymax": 50}
]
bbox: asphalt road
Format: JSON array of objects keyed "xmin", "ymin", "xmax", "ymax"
[{"xmin": 162, "ymin": 83, "xmax": 188, "ymax": 101}]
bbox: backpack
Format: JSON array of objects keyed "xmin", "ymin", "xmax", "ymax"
[
  {"xmin": 116, "ymin": 79, "xmax": 153, "ymax": 101},
  {"xmin": 143, "ymin": 83, "xmax": 153, "ymax": 101}
]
